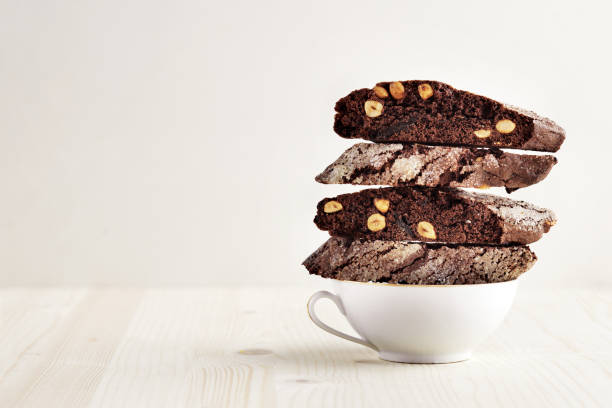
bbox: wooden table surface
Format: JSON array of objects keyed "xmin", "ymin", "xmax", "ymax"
[{"xmin": 0, "ymin": 286, "xmax": 610, "ymax": 407}]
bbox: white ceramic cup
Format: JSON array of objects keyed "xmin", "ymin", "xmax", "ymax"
[{"xmin": 307, "ymin": 278, "xmax": 519, "ymax": 364}]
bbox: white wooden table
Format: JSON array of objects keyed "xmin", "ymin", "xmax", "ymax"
[{"xmin": 0, "ymin": 286, "xmax": 610, "ymax": 407}]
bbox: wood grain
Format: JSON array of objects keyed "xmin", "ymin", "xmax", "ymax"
[{"xmin": 0, "ymin": 286, "xmax": 610, "ymax": 407}]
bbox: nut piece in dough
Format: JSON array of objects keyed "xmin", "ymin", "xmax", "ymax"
[
  {"xmin": 364, "ymin": 100, "xmax": 383, "ymax": 118},
  {"xmin": 496, "ymin": 119, "xmax": 516, "ymax": 134},
  {"xmin": 323, "ymin": 200, "xmax": 343, "ymax": 213},
  {"xmin": 389, "ymin": 82, "xmax": 405, "ymax": 99},
  {"xmin": 417, "ymin": 221, "xmax": 436, "ymax": 239},
  {"xmin": 474, "ymin": 129, "xmax": 491, "ymax": 139},
  {"xmin": 373, "ymin": 86, "xmax": 389, "ymax": 98},
  {"xmin": 417, "ymin": 83, "xmax": 434, "ymax": 100},
  {"xmin": 367, "ymin": 213, "xmax": 386, "ymax": 232},
  {"xmin": 373, "ymin": 198, "xmax": 390, "ymax": 213}
]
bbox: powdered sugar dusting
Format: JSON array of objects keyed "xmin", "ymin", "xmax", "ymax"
[{"xmin": 455, "ymin": 189, "xmax": 556, "ymax": 227}]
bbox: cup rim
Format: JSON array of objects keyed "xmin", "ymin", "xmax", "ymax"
[{"xmin": 312, "ymin": 275, "xmax": 520, "ymax": 288}]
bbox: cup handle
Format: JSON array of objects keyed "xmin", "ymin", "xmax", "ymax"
[{"xmin": 307, "ymin": 291, "xmax": 378, "ymax": 351}]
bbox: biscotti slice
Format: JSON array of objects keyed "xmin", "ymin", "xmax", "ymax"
[
  {"xmin": 303, "ymin": 237, "xmax": 536, "ymax": 285},
  {"xmin": 334, "ymin": 80, "xmax": 565, "ymax": 152},
  {"xmin": 315, "ymin": 186, "xmax": 556, "ymax": 245},
  {"xmin": 316, "ymin": 143, "xmax": 557, "ymax": 191}
]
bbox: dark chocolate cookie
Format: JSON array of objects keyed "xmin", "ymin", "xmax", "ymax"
[
  {"xmin": 303, "ymin": 237, "xmax": 536, "ymax": 285},
  {"xmin": 316, "ymin": 143, "xmax": 557, "ymax": 191},
  {"xmin": 334, "ymin": 80, "xmax": 565, "ymax": 152},
  {"xmin": 314, "ymin": 187, "xmax": 556, "ymax": 245}
]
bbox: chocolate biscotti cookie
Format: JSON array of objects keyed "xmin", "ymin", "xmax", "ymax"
[
  {"xmin": 304, "ymin": 237, "xmax": 536, "ymax": 285},
  {"xmin": 334, "ymin": 80, "xmax": 565, "ymax": 152},
  {"xmin": 316, "ymin": 143, "xmax": 556, "ymax": 191},
  {"xmin": 315, "ymin": 187, "xmax": 556, "ymax": 245}
]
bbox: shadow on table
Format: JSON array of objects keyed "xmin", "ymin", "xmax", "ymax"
[{"xmin": 196, "ymin": 345, "xmax": 419, "ymax": 369}]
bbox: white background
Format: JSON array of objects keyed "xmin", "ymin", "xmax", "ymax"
[{"xmin": 1, "ymin": 0, "xmax": 610, "ymax": 287}]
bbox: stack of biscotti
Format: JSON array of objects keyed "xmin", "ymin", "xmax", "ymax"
[{"xmin": 303, "ymin": 80, "xmax": 564, "ymax": 285}]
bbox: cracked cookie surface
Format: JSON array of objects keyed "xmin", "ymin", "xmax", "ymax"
[
  {"xmin": 316, "ymin": 143, "xmax": 557, "ymax": 191},
  {"xmin": 303, "ymin": 237, "xmax": 536, "ymax": 284}
]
